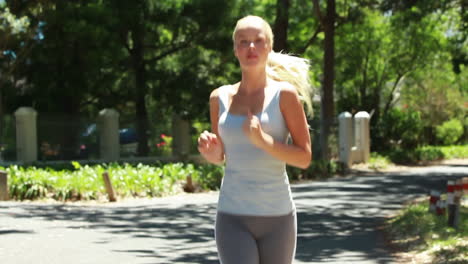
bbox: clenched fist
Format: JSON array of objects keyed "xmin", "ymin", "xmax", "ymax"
[
  {"xmin": 242, "ymin": 110, "xmax": 267, "ymax": 148},
  {"xmin": 197, "ymin": 130, "xmax": 224, "ymax": 164}
]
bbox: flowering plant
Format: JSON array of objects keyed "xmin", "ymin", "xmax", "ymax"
[{"xmin": 155, "ymin": 134, "xmax": 172, "ymax": 156}]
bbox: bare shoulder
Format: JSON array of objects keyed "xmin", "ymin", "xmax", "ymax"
[
  {"xmin": 210, "ymin": 84, "xmax": 235, "ymax": 99},
  {"xmin": 275, "ymin": 81, "xmax": 300, "ymax": 102},
  {"xmin": 209, "ymin": 86, "xmax": 225, "ymax": 105},
  {"xmin": 210, "ymin": 87, "xmax": 220, "ymax": 100}
]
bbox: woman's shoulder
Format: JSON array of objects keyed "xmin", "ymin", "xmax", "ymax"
[
  {"xmin": 269, "ymin": 80, "xmax": 298, "ymax": 96},
  {"xmin": 210, "ymin": 83, "xmax": 238, "ymax": 99},
  {"xmin": 209, "ymin": 88, "xmax": 220, "ymax": 99},
  {"xmin": 209, "ymin": 84, "xmax": 236, "ymax": 104},
  {"xmin": 269, "ymin": 81, "xmax": 301, "ymax": 112}
]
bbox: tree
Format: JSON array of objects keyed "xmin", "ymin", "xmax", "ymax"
[
  {"xmin": 108, "ymin": 0, "xmax": 231, "ymax": 156},
  {"xmin": 400, "ymin": 58, "xmax": 466, "ymax": 134},
  {"xmin": 0, "ymin": 5, "xmax": 33, "ymax": 140},
  {"xmin": 334, "ymin": 2, "xmax": 466, "ymax": 148},
  {"xmin": 273, "ymin": 0, "xmax": 290, "ymax": 52},
  {"xmin": 312, "ymin": 0, "xmax": 336, "ymax": 160}
]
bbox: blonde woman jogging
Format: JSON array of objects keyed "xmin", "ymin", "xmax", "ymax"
[{"xmin": 197, "ymin": 15, "xmax": 313, "ymax": 264}]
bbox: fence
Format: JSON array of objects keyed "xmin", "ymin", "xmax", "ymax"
[
  {"xmin": 1, "ymin": 107, "xmax": 363, "ymax": 166},
  {"xmin": 0, "ymin": 107, "xmax": 198, "ymax": 164}
]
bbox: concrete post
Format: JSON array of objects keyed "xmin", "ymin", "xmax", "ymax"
[
  {"xmin": 354, "ymin": 111, "xmax": 370, "ymax": 163},
  {"xmin": 338, "ymin": 112, "xmax": 353, "ymax": 167},
  {"xmin": 172, "ymin": 113, "xmax": 191, "ymax": 158},
  {"xmin": 0, "ymin": 170, "xmax": 8, "ymax": 200},
  {"xmin": 98, "ymin": 109, "xmax": 120, "ymax": 161},
  {"xmin": 15, "ymin": 107, "xmax": 38, "ymax": 163}
]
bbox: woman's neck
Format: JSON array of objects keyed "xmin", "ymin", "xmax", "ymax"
[{"xmin": 238, "ymin": 67, "xmax": 267, "ymax": 95}]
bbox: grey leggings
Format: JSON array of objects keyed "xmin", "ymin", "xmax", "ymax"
[{"xmin": 215, "ymin": 210, "xmax": 297, "ymax": 264}]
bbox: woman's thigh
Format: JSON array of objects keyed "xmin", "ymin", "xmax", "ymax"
[
  {"xmin": 215, "ymin": 212, "xmax": 259, "ymax": 264},
  {"xmin": 257, "ymin": 211, "xmax": 297, "ymax": 264}
]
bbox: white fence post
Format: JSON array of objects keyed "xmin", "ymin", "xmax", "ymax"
[
  {"xmin": 354, "ymin": 111, "xmax": 370, "ymax": 163},
  {"xmin": 98, "ymin": 109, "xmax": 120, "ymax": 161},
  {"xmin": 15, "ymin": 107, "xmax": 38, "ymax": 163},
  {"xmin": 338, "ymin": 111, "xmax": 371, "ymax": 166},
  {"xmin": 338, "ymin": 112, "xmax": 353, "ymax": 168}
]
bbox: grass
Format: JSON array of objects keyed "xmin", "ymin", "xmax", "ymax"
[
  {"xmin": 367, "ymin": 152, "xmax": 392, "ymax": 170},
  {"xmin": 385, "ymin": 198, "xmax": 468, "ymax": 264}
]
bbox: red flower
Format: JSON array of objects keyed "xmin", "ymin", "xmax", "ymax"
[{"xmin": 156, "ymin": 142, "xmax": 166, "ymax": 148}]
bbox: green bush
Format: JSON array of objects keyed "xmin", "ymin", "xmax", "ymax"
[
  {"xmin": 435, "ymin": 119, "xmax": 464, "ymax": 145},
  {"xmin": 386, "ymin": 145, "xmax": 468, "ymax": 164},
  {"xmin": 287, "ymin": 160, "xmax": 342, "ymax": 181},
  {"xmin": 387, "ymin": 148, "xmax": 419, "ymax": 164},
  {"xmin": 192, "ymin": 164, "xmax": 224, "ymax": 190},
  {"xmin": 3, "ymin": 162, "xmax": 224, "ymax": 201},
  {"xmin": 389, "ymin": 146, "xmax": 444, "ymax": 164},
  {"xmin": 439, "ymin": 145, "xmax": 468, "ymax": 159},
  {"xmin": 416, "ymin": 146, "xmax": 445, "ymax": 162},
  {"xmin": 8, "ymin": 167, "xmax": 51, "ymax": 200},
  {"xmin": 374, "ymin": 108, "xmax": 425, "ymax": 151}
]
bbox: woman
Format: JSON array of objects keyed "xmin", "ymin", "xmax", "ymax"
[{"xmin": 197, "ymin": 15, "xmax": 313, "ymax": 264}]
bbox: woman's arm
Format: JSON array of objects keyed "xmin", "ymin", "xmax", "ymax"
[
  {"xmin": 243, "ymin": 84, "xmax": 311, "ymax": 169},
  {"xmin": 197, "ymin": 88, "xmax": 225, "ymax": 165}
]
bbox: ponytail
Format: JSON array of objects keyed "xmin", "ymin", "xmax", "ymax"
[{"xmin": 266, "ymin": 51, "xmax": 314, "ymax": 116}]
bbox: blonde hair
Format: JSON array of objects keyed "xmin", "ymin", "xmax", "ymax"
[{"xmin": 233, "ymin": 15, "xmax": 314, "ymax": 116}]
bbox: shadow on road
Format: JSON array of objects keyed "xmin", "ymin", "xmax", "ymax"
[
  {"xmin": 292, "ymin": 169, "xmax": 466, "ymax": 263},
  {"xmin": 2, "ymin": 167, "xmax": 466, "ymax": 264}
]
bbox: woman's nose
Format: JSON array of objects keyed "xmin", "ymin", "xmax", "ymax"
[{"xmin": 249, "ymin": 42, "xmax": 255, "ymax": 48}]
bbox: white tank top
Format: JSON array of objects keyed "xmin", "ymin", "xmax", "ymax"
[{"xmin": 216, "ymin": 85, "xmax": 295, "ymax": 216}]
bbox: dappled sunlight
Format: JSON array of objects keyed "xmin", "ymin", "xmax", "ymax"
[{"xmin": 0, "ymin": 166, "xmax": 465, "ymax": 263}]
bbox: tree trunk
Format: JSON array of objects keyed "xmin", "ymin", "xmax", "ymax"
[
  {"xmin": 273, "ymin": 0, "xmax": 290, "ymax": 52},
  {"xmin": 132, "ymin": 25, "xmax": 149, "ymax": 156},
  {"xmin": 319, "ymin": 0, "xmax": 336, "ymax": 161},
  {"xmin": 0, "ymin": 83, "xmax": 3, "ymax": 151}
]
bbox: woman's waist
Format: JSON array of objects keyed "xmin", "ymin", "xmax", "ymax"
[
  {"xmin": 217, "ymin": 183, "xmax": 294, "ymax": 216},
  {"xmin": 221, "ymin": 171, "xmax": 290, "ymax": 191},
  {"xmin": 225, "ymin": 155, "xmax": 285, "ymax": 169},
  {"xmin": 223, "ymin": 165, "xmax": 287, "ymax": 181}
]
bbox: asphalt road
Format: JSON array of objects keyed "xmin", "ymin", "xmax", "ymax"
[{"xmin": 0, "ymin": 162, "xmax": 466, "ymax": 264}]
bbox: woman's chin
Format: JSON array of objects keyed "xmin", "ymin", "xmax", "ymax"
[{"xmin": 240, "ymin": 59, "xmax": 264, "ymax": 68}]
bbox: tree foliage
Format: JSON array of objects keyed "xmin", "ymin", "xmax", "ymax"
[{"xmin": 0, "ymin": 0, "xmax": 466, "ymax": 161}]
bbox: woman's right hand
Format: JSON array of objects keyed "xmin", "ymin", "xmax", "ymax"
[{"xmin": 197, "ymin": 130, "xmax": 224, "ymax": 164}]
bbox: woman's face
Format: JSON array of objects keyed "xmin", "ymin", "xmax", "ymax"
[{"xmin": 233, "ymin": 20, "xmax": 271, "ymax": 69}]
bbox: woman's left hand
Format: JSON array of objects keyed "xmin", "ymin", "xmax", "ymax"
[{"xmin": 243, "ymin": 110, "xmax": 268, "ymax": 148}]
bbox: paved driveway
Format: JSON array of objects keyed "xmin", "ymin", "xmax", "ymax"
[{"xmin": 0, "ymin": 162, "xmax": 466, "ymax": 264}]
